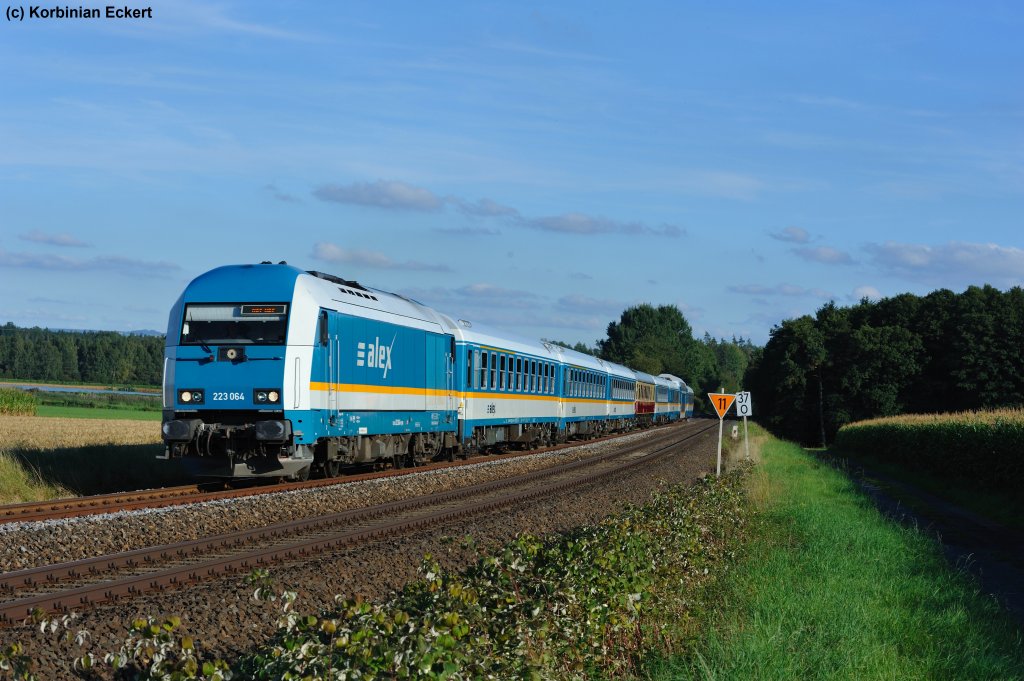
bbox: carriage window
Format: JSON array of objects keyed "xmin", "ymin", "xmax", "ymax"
[
  {"xmin": 490, "ymin": 352, "xmax": 497, "ymax": 390},
  {"xmin": 481, "ymin": 352, "xmax": 488, "ymax": 389},
  {"xmin": 473, "ymin": 350, "xmax": 481, "ymax": 389},
  {"xmin": 499, "ymin": 355, "xmax": 506, "ymax": 390},
  {"xmin": 515, "ymin": 358, "xmax": 522, "ymax": 390},
  {"xmin": 530, "ymin": 360, "xmax": 536, "ymax": 392}
]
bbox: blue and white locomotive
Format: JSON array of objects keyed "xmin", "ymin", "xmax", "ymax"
[{"xmin": 160, "ymin": 263, "xmax": 692, "ymax": 479}]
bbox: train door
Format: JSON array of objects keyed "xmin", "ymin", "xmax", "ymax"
[
  {"xmin": 446, "ymin": 336, "xmax": 455, "ymax": 418},
  {"xmin": 318, "ymin": 309, "xmax": 340, "ymax": 426}
]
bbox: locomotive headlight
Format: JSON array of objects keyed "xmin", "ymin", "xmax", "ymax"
[
  {"xmin": 253, "ymin": 388, "xmax": 281, "ymax": 404},
  {"xmin": 178, "ymin": 389, "xmax": 204, "ymax": 404}
]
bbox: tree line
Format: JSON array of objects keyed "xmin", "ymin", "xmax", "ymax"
[
  {"xmin": 744, "ymin": 285, "xmax": 1024, "ymax": 445},
  {"xmin": 11, "ymin": 282, "xmax": 1014, "ymax": 437},
  {"xmin": 552, "ymin": 304, "xmax": 757, "ymax": 412},
  {"xmin": 0, "ymin": 323, "xmax": 164, "ymax": 386}
]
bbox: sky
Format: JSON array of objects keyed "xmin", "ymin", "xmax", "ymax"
[{"xmin": 1, "ymin": 1, "xmax": 1022, "ymax": 345}]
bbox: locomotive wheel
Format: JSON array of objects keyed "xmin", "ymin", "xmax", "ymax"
[{"xmin": 324, "ymin": 460, "xmax": 341, "ymax": 478}]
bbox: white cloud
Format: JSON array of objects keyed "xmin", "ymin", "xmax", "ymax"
[
  {"xmin": 768, "ymin": 226, "xmax": 810, "ymax": 244},
  {"xmin": 792, "ymin": 246, "xmax": 855, "ymax": 265},
  {"xmin": 311, "ymin": 242, "xmax": 451, "ymax": 272},
  {"xmin": 314, "ymin": 178, "xmax": 681, "ymax": 238},
  {"xmin": 434, "ymin": 226, "xmax": 502, "ymax": 236},
  {"xmin": 851, "ymin": 285, "xmax": 882, "ymax": 301},
  {"xmin": 523, "ymin": 212, "xmax": 682, "ymax": 237},
  {"xmin": 729, "ymin": 283, "xmax": 832, "ymax": 298},
  {"xmin": 18, "ymin": 229, "xmax": 91, "ymax": 248},
  {"xmin": 675, "ymin": 170, "xmax": 765, "ymax": 201},
  {"xmin": 264, "ymin": 184, "xmax": 300, "ymax": 203},
  {"xmin": 313, "ymin": 180, "xmax": 444, "ymax": 211},
  {"xmin": 164, "ymin": 1, "xmax": 317, "ymax": 41},
  {"xmin": 0, "ymin": 250, "xmax": 178, "ymax": 275},
  {"xmin": 399, "ymin": 283, "xmax": 539, "ymax": 311},
  {"xmin": 865, "ymin": 241, "xmax": 1024, "ymax": 286},
  {"xmin": 555, "ymin": 294, "xmax": 627, "ymax": 316},
  {"xmin": 449, "ymin": 197, "xmax": 520, "ymax": 218}
]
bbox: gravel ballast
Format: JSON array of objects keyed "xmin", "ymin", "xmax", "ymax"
[{"xmin": 0, "ymin": 422, "xmax": 718, "ymax": 680}]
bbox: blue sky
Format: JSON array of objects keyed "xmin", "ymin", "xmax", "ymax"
[{"xmin": 2, "ymin": 1, "xmax": 1021, "ymax": 344}]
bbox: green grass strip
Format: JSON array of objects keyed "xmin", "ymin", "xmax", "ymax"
[{"xmin": 648, "ymin": 437, "xmax": 1024, "ymax": 680}]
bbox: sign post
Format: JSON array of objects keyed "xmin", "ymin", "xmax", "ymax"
[
  {"xmin": 708, "ymin": 392, "xmax": 736, "ymax": 477},
  {"xmin": 736, "ymin": 391, "xmax": 753, "ymax": 461}
]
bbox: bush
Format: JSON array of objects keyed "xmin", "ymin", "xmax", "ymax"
[{"xmin": 236, "ymin": 471, "xmax": 749, "ymax": 679}]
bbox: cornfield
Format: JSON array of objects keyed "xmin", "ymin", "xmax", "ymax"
[
  {"xmin": 834, "ymin": 408, "xmax": 1024, "ymax": 493},
  {"xmin": 0, "ymin": 388, "xmax": 37, "ymax": 416}
]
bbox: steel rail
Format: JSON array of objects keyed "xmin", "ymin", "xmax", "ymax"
[{"xmin": 0, "ymin": 421, "xmax": 715, "ymax": 626}]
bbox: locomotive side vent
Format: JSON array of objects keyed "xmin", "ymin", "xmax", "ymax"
[{"xmin": 337, "ymin": 286, "xmax": 378, "ymax": 301}]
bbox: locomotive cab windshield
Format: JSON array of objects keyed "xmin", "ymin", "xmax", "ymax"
[{"xmin": 180, "ymin": 303, "xmax": 288, "ymax": 345}]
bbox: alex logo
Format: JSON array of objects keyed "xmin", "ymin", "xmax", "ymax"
[{"xmin": 356, "ymin": 335, "xmax": 396, "ymax": 378}]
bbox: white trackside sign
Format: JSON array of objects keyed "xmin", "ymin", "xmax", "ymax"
[{"xmin": 736, "ymin": 391, "xmax": 752, "ymax": 417}]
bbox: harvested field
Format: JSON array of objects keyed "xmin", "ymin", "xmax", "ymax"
[
  {"xmin": 0, "ymin": 415, "xmax": 160, "ymax": 450},
  {"xmin": 0, "ymin": 416, "xmax": 174, "ymax": 503}
]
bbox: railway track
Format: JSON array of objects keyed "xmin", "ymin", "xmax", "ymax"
[
  {"xmin": 0, "ymin": 425, "xmax": 684, "ymax": 525},
  {"xmin": 0, "ymin": 421, "xmax": 715, "ymax": 626}
]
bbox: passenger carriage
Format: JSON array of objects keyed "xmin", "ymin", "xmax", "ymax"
[
  {"xmin": 450, "ymin": 319, "xmax": 562, "ymax": 451},
  {"xmin": 633, "ymin": 370, "xmax": 657, "ymax": 425}
]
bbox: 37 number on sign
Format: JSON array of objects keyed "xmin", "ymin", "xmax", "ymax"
[{"xmin": 736, "ymin": 391, "xmax": 753, "ymax": 417}]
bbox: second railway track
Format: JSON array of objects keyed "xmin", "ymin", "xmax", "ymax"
[{"xmin": 0, "ymin": 421, "xmax": 715, "ymax": 626}]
